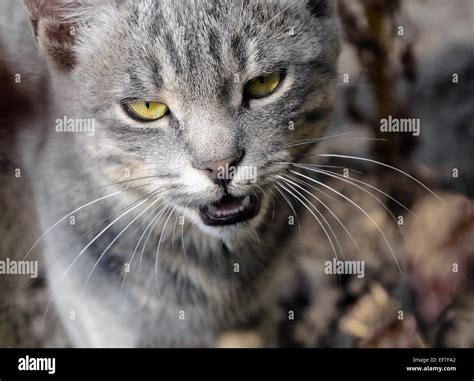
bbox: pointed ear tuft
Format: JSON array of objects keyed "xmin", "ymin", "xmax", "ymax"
[{"xmin": 23, "ymin": 0, "xmax": 81, "ymax": 72}]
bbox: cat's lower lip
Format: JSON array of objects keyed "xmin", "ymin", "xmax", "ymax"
[{"xmin": 199, "ymin": 194, "xmax": 260, "ymax": 226}]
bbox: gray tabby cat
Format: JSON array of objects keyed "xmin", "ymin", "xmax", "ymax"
[{"xmin": 1, "ymin": 0, "xmax": 340, "ymax": 347}]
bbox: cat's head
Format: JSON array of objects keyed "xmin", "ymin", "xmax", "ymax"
[{"xmin": 25, "ymin": 0, "xmax": 340, "ymax": 240}]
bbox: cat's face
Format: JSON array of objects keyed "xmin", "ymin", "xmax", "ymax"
[{"xmin": 29, "ymin": 0, "xmax": 340, "ymax": 240}]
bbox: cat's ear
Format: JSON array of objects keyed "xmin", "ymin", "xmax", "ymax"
[
  {"xmin": 23, "ymin": 0, "xmax": 83, "ymax": 72},
  {"xmin": 306, "ymin": 0, "xmax": 335, "ymax": 18}
]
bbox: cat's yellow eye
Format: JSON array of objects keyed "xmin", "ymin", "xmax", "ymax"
[
  {"xmin": 125, "ymin": 101, "xmax": 169, "ymax": 121},
  {"xmin": 244, "ymin": 71, "xmax": 282, "ymax": 99}
]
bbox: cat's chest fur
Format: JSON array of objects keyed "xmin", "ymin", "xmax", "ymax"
[{"xmin": 40, "ymin": 203, "xmax": 289, "ymax": 347}]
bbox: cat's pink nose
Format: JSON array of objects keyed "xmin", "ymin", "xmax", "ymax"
[{"xmin": 195, "ymin": 153, "xmax": 243, "ymax": 185}]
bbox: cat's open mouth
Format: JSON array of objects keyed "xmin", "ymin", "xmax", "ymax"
[{"xmin": 199, "ymin": 194, "xmax": 261, "ymax": 226}]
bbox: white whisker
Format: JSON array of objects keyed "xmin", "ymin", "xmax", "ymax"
[
  {"xmin": 278, "ymin": 176, "xmax": 344, "ymax": 259},
  {"xmin": 318, "ymin": 154, "xmax": 445, "ymax": 204},
  {"xmin": 181, "ymin": 217, "xmax": 188, "ymax": 262},
  {"xmin": 282, "ymin": 173, "xmax": 359, "ymax": 251},
  {"xmin": 272, "ymin": 182, "xmax": 302, "ymax": 231},
  {"xmin": 275, "ymin": 179, "xmax": 339, "ymax": 261},
  {"xmin": 23, "ymin": 191, "xmax": 122, "ymax": 261},
  {"xmin": 290, "ymin": 170, "xmax": 403, "ymax": 275},
  {"xmin": 294, "ymin": 164, "xmax": 416, "ymax": 218},
  {"xmin": 284, "ymin": 131, "xmax": 353, "ymax": 149},
  {"xmin": 120, "ymin": 202, "xmax": 165, "ymax": 293},
  {"xmin": 290, "ymin": 165, "xmax": 408, "ymax": 236},
  {"xmin": 171, "ymin": 211, "xmax": 180, "ymax": 254},
  {"xmin": 155, "ymin": 208, "xmax": 175, "ymax": 296},
  {"xmin": 80, "ymin": 199, "xmax": 161, "ymax": 298},
  {"xmin": 138, "ymin": 205, "xmax": 171, "ymax": 272},
  {"xmin": 41, "ymin": 198, "xmax": 149, "ymax": 324}
]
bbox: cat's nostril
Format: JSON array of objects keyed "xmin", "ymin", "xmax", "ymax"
[
  {"xmin": 198, "ymin": 155, "xmax": 239, "ymax": 173},
  {"xmin": 195, "ymin": 152, "xmax": 243, "ymax": 184}
]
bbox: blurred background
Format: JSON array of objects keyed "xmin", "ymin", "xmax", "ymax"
[{"xmin": 257, "ymin": 0, "xmax": 474, "ymax": 348}]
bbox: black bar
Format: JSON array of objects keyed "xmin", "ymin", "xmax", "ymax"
[{"xmin": 0, "ymin": 348, "xmax": 472, "ymax": 380}]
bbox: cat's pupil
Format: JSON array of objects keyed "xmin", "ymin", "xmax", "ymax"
[
  {"xmin": 145, "ymin": 102, "xmax": 150, "ymax": 109},
  {"xmin": 258, "ymin": 77, "xmax": 265, "ymax": 84}
]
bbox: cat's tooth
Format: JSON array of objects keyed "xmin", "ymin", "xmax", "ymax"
[
  {"xmin": 242, "ymin": 196, "xmax": 251, "ymax": 207},
  {"xmin": 208, "ymin": 205, "xmax": 218, "ymax": 214},
  {"xmin": 216, "ymin": 211, "xmax": 222, "ymax": 217},
  {"xmin": 239, "ymin": 206, "xmax": 245, "ymax": 212}
]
